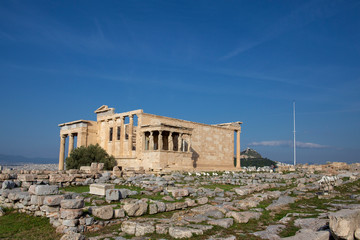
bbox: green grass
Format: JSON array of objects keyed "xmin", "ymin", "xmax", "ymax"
[
  {"xmin": 115, "ymin": 184, "xmax": 143, "ymax": 192},
  {"xmin": 202, "ymin": 183, "xmax": 241, "ymax": 191},
  {"xmin": 0, "ymin": 210, "xmax": 61, "ymax": 240},
  {"xmin": 60, "ymin": 185, "xmax": 89, "ymax": 193}
]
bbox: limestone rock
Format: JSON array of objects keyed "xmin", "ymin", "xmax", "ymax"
[
  {"xmin": 207, "ymin": 218, "xmax": 234, "ymax": 228},
  {"xmin": 149, "ymin": 203, "xmax": 158, "ymax": 214},
  {"xmin": 89, "ymin": 183, "xmax": 114, "ymax": 196},
  {"xmin": 196, "ymin": 197, "xmax": 209, "ymax": 204},
  {"xmin": 226, "ymin": 211, "xmax": 261, "ymax": 223},
  {"xmin": 60, "ymin": 208, "xmax": 83, "ymax": 219},
  {"xmin": 18, "ymin": 174, "xmax": 36, "ymax": 182},
  {"xmin": 114, "ymin": 208, "xmax": 125, "ymax": 218},
  {"xmin": 121, "ymin": 221, "xmax": 137, "ymax": 235},
  {"xmin": 156, "ymin": 224, "xmax": 170, "ymax": 234},
  {"xmin": 43, "ymin": 195, "xmax": 66, "ymax": 206},
  {"xmin": 60, "ymin": 199, "xmax": 84, "ymax": 209},
  {"xmin": 266, "ymin": 196, "xmax": 295, "ymax": 211},
  {"xmin": 62, "ymin": 219, "xmax": 79, "ymax": 227},
  {"xmin": 105, "ymin": 189, "xmax": 120, "ymax": 201},
  {"xmin": 123, "ymin": 201, "xmax": 148, "ymax": 217},
  {"xmin": 91, "ymin": 205, "xmax": 114, "ymax": 220},
  {"xmin": 169, "ymin": 227, "xmax": 193, "ymax": 239},
  {"xmin": 135, "ymin": 222, "xmax": 155, "ymax": 236},
  {"xmin": 35, "ymin": 185, "xmax": 59, "ymax": 196},
  {"xmin": 355, "ymin": 228, "xmax": 360, "ymax": 240},
  {"xmin": 2, "ymin": 180, "xmax": 16, "ymax": 189},
  {"xmin": 294, "ymin": 218, "xmax": 328, "ymax": 231},
  {"xmin": 156, "ymin": 201, "xmax": 166, "ymax": 212},
  {"xmin": 59, "ymin": 232, "xmax": 85, "ymax": 240},
  {"xmin": 171, "ymin": 189, "xmax": 189, "ymax": 198},
  {"xmin": 281, "ymin": 229, "xmax": 330, "ymax": 240},
  {"xmin": 204, "ymin": 210, "xmax": 224, "ymax": 219},
  {"xmin": 329, "ymin": 208, "xmax": 360, "ymax": 240}
]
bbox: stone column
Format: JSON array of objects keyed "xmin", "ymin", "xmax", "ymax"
[
  {"xmin": 168, "ymin": 132, "xmax": 173, "ymax": 151},
  {"xmin": 178, "ymin": 133, "xmax": 182, "ymax": 152},
  {"xmin": 158, "ymin": 131, "xmax": 163, "ymax": 151},
  {"xmin": 128, "ymin": 115, "xmax": 133, "ymax": 156},
  {"xmin": 236, "ymin": 130, "xmax": 241, "ymax": 169},
  {"xmin": 187, "ymin": 135, "xmax": 192, "ymax": 153},
  {"xmin": 142, "ymin": 132, "xmax": 147, "ymax": 150},
  {"xmin": 59, "ymin": 135, "xmax": 66, "ymax": 171},
  {"xmin": 120, "ymin": 116, "xmax": 125, "ymax": 156},
  {"xmin": 68, "ymin": 133, "xmax": 74, "ymax": 157},
  {"xmin": 112, "ymin": 118, "xmax": 117, "ymax": 156},
  {"xmin": 149, "ymin": 131, "xmax": 154, "ymax": 150}
]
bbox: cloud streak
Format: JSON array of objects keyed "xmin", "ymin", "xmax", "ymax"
[{"xmin": 248, "ymin": 140, "xmax": 328, "ymax": 149}]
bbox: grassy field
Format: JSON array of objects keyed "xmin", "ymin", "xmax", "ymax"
[{"xmin": 0, "ymin": 209, "xmax": 61, "ymax": 240}]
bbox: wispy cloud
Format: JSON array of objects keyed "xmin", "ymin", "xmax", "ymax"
[
  {"xmin": 248, "ymin": 140, "xmax": 329, "ymax": 149},
  {"xmin": 220, "ymin": 0, "xmax": 360, "ymax": 60}
]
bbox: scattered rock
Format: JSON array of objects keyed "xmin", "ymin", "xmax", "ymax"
[
  {"xmin": 329, "ymin": 208, "xmax": 360, "ymax": 240},
  {"xmin": 207, "ymin": 218, "xmax": 233, "ymax": 228},
  {"xmin": 91, "ymin": 205, "xmax": 114, "ymax": 220}
]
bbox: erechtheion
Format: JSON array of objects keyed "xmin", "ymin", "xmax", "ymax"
[{"xmin": 58, "ymin": 105, "xmax": 242, "ymax": 171}]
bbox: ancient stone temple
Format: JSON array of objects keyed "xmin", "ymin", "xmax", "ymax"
[{"xmin": 58, "ymin": 105, "xmax": 242, "ymax": 171}]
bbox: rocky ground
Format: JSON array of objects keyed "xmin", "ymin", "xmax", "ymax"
[
  {"xmin": 1, "ymin": 164, "xmax": 360, "ymax": 240},
  {"xmin": 0, "ymin": 164, "xmax": 58, "ymax": 171}
]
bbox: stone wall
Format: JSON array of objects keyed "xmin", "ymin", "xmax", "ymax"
[{"xmin": 141, "ymin": 113, "xmax": 235, "ymax": 170}]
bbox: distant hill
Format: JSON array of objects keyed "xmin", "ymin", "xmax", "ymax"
[
  {"xmin": 238, "ymin": 148, "xmax": 277, "ymax": 168},
  {"xmin": 0, "ymin": 154, "xmax": 58, "ymax": 165},
  {"xmin": 241, "ymin": 148, "xmax": 262, "ymax": 159}
]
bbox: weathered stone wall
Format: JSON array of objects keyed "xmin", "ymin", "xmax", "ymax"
[{"xmin": 141, "ymin": 113, "xmax": 235, "ymax": 170}]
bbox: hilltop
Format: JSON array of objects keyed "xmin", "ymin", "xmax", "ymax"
[{"xmin": 240, "ymin": 148, "xmax": 277, "ymax": 167}]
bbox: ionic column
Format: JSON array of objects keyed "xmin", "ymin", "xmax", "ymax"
[
  {"xmin": 128, "ymin": 115, "xmax": 133, "ymax": 156},
  {"xmin": 68, "ymin": 133, "xmax": 74, "ymax": 157},
  {"xmin": 236, "ymin": 130, "xmax": 241, "ymax": 169},
  {"xmin": 59, "ymin": 135, "xmax": 66, "ymax": 171},
  {"xmin": 120, "ymin": 116, "xmax": 125, "ymax": 156},
  {"xmin": 168, "ymin": 132, "xmax": 173, "ymax": 151},
  {"xmin": 112, "ymin": 118, "xmax": 117, "ymax": 156},
  {"xmin": 158, "ymin": 131, "xmax": 163, "ymax": 151},
  {"xmin": 178, "ymin": 133, "xmax": 182, "ymax": 152},
  {"xmin": 187, "ymin": 135, "xmax": 192, "ymax": 153},
  {"xmin": 149, "ymin": 131, "xmax": 154, "ymax": 150}
]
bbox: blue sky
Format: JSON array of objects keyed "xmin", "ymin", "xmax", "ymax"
[{"xmin": 0, "ymin": 0, "xmax": 359, "ymax": 164}]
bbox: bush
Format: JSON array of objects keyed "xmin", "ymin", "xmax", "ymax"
[{"xmin": 65, "ymin": 144, "xmax": 116, "ymax": 170}]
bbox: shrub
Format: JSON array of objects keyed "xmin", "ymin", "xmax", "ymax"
[{"xmin": 65, "ymin": 144, "xmax": 116, "ymax": 170}]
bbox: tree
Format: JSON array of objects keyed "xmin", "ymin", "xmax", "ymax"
[{"xmin": 65, "ymin": 144, "xmax": 116, "ymax": 170}]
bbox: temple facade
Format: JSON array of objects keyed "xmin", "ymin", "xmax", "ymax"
[{"xmin": 58, "ymin": 105, "xmax": 242, "ymax": 171}]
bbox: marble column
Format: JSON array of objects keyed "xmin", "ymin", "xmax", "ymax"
[
  {"xmin": 128, "ymin": 115, "xmax": 133, "ymax": 156},
  {"xmin": 236, "ymin": 130, "xmax": 241, "ymax": 168},
  {"xmin": 168, "ymin": 132, "xmax": 173, "ymax": 151},
  {"xmin": 59, "ymin": 134, "xmax": 66, "ymax": 171},
  {"xmin": 68, "ymin": 133, "xmax": 74, "ymax": 157},
  {"xmin": 149, "ymin": 131, "xmax": 154, "ymax": 150},
  {"xmin": 143, "ymin": 132, "xmax": 147, "ymax": 150},
  {"xmin": 187, "ymin": 135, "xmax": 192, "ymax": 153},
  {"xmin": 158, "ymin": 131, "xmax": 163, "ymax": 151},
  {"xmin": 112, "ymin": 118, "xmax": 117, "ymax": 156},
  {"xmin": 120, "ymin": 116, "xmax": 125, "ymax": 156}
]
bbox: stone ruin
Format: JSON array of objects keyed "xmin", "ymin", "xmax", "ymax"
[{"xmin": 1, "ymin": 162, "xmax": 360, "ymax": 240}]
